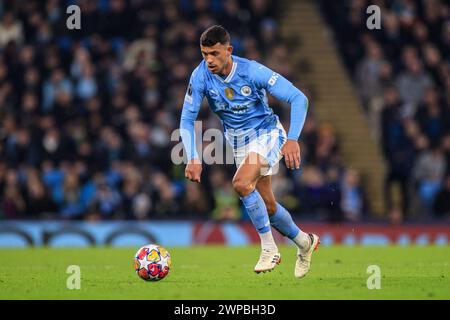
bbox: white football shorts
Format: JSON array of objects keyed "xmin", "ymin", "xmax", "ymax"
[{"xmin": 232, "ymin": 121, "xmax": 287, "ymax": 176}]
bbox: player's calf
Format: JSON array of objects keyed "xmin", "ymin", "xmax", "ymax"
[{"xmin": 269, "ymin": 202, "xmax": 320, "ymax": 277}]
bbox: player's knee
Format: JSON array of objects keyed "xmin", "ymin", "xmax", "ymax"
[{"xmin": 232, "ymin": 178, "xmax": 254, "ymax": 196}]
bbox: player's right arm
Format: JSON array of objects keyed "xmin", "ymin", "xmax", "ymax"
[
  {"xmin": 250, "ymin": 61, "xmax": 308, "ymax": 170},
  {"xmin": 180, "ymin": 67, "xmax": 205, "ymax": 183}
]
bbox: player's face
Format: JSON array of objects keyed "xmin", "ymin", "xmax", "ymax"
[{"xmin": 200, "ymin": 43, "xmax": 233, "ymax": 75}]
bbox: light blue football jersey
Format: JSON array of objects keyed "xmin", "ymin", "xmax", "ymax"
[{"xmin": 180, "ymin": 55, "xmax": 308, "ymax": 160}]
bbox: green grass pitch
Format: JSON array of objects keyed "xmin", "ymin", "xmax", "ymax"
[{"xmin": 0, "ymin": 246, "xmax": 449, "ymax": 299}]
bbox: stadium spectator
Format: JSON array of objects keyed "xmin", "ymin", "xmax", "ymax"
[
  {"xmin": 413, "ymin": 144, "xmax": 447, "ymax": 214},
  {"xmin": 54, "ymin": 171, "xmax": 86, "ymax": 219},
  {"xmin": 341, "ymin": 169, "xmax": 366, "ymax": 221},
  {"xmin": 91, "ymin": 179, "xmax": 122, "ymax": 218},
  {"xmin": 433, "ymin": 175, "xmax": 450, "ymax": 219},
  {"xmin": 23, "ymin": 167, "xmax": 58, "ymax": 218},
  {"xmin": 355, "ymin": 41, "xmax": 387, "ymax": 108},
  {"xmin": 395, "ymin": 57, "xmax": 434, "ymax": 116},
  {"xmin": 182, "ymin": 181, "xmax": 213, "ymax": 218},
  {"xmin": 320, "ymin": 0, "xmax": 450, "ymax": 220},
  {"xmin": 297, "ymin": 166, "xmax": 334, "ymax": 220},
  {"xmin": 0, "ymin": 12, "xmax": 23, "ymax": 48},
  {"xmin": 414, "ymin": 87, "xmax": 447, "ymax": 143},
  {"xmin": 121, "ymin": 171, "xmax": 152, "ymax": 220},
  {"xmin": 0, "ymin": 169, "xmax": 25, "ymax": 219},
  {"xmin": 208, "ymin": 167, "xmax": 240, "ymax": 221}
]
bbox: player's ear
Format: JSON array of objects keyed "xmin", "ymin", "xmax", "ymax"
[{"xmin": 227, "ymin": 45, "xmax": 233, "ymax": 56}]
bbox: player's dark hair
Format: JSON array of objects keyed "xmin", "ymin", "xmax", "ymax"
[{"xmin": 200, "ymin": 25, "xmax": 230, "ymax": 47}]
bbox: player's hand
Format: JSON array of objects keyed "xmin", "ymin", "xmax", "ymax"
[
  {"xmin": 185, "ymin": 158, "xmax": 202, "ymax": 183},
  {"xmin": 281, "ymin": 139, "xmax": 301, "ymax": 170}
]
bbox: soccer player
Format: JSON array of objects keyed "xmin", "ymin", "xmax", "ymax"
[{"xmin": 180, "ymin": 25, "xmax": 320, "ymax": 277}]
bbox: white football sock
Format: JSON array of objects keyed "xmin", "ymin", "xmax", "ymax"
[
  {"xmin": 259, "ymin": 230, "xmax": 278, "ymax": 251},
  {"xmin": 292, "ymin": 230, "xmax": 311, "ymax": 252}
]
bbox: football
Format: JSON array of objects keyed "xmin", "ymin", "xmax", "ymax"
[{"xmin": 134, "ymin": 244, "xmax": 172, "ymax": 281}]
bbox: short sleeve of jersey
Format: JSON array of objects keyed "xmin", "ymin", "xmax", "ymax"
[{"xmin": 183, "ymin": 66, "xmax": 206, "ymax": 113}]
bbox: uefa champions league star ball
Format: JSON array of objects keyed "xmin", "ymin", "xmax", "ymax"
[{"xmin": 134, "ymin": 244, "xmax": 172, "ymax": 281}]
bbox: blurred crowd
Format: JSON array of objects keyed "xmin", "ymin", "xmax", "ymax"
[
  {"xmin": 320, "ymin": 0, "xmax": 450, "ymax": 221},
  {"xmin": 0, "ymin": 0, "xmax": 364, "ymax": 222}
]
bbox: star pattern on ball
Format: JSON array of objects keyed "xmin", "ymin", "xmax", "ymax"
[
  {"xmin": 161, "ymin": 254, "xmax": 171, "ymax": 268},
  {"xmin": 138, "ymin": 255, "xmax": 151, "ymax": 270}
]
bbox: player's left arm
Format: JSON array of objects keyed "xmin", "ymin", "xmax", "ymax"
[{"xmin": 251, "ymin": 61, "xmax": 308, "ymax": 170}]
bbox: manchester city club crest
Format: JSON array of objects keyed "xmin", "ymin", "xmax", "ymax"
[
  {"xmin": 240, "ymin": 85, "xmax": 252, "ymax": 96},
  {"xmin": 224, "ymin": 87, "xmax": 234, "ymax": 100}
]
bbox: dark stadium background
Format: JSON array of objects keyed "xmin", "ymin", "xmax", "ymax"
[{"xmin": 0, "ymin": 0, "xmax": 449, "ymax": 247}]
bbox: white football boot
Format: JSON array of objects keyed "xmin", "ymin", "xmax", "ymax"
[
  {"xmin": 254, "ymin": 249, "xmax": 281, "ymax": 273},
  {"xmin": 295, "ymin": 233, "xmax": 320, "ymax": 278}
]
